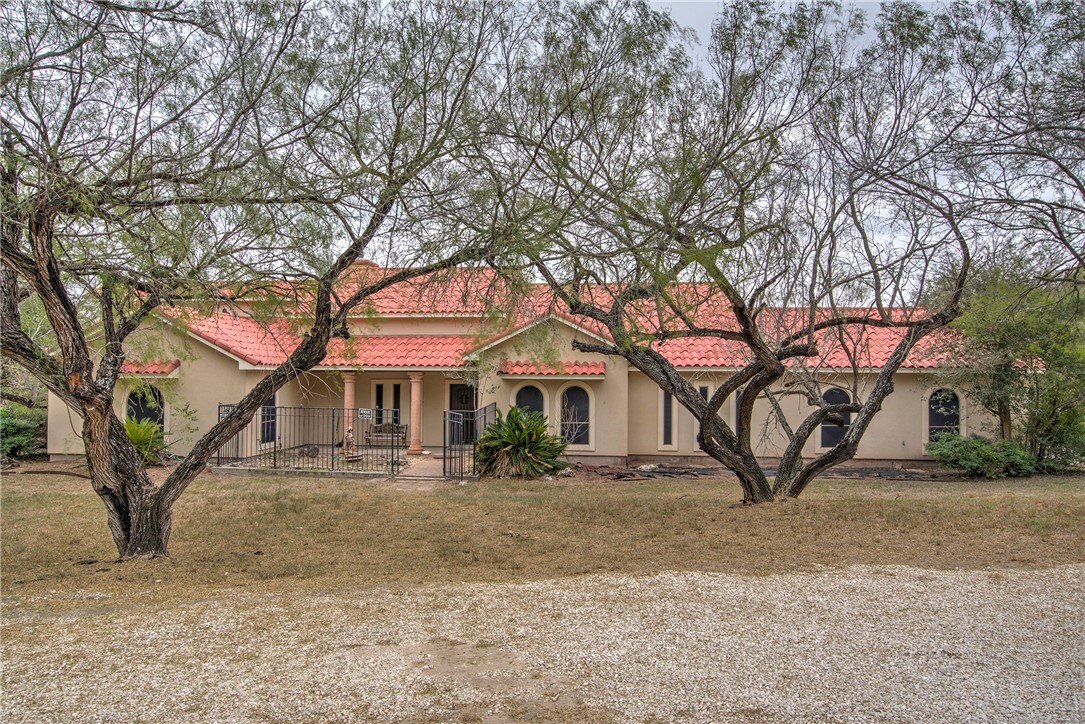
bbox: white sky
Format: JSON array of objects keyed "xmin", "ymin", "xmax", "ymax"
[{"xmin": 649, "ymin": 1, "xmax": 897, "ymax": 46}]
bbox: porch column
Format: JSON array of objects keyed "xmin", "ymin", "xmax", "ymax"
[
  {"xmin": 342, "ymin": 371, "xmax": 356, "ymax": 448},
  {"xmin": 408, "ymin": 372, "xmax": 424, "ymax": 454}
]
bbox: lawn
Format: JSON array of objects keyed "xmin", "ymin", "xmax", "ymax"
[
  {"xmin": 3, "ymin": 466, "xmax": 1083, "ymax": 722},
  {"xmin": 3, "ymin": 466, "xmax": 1083, "ymax": 600}
]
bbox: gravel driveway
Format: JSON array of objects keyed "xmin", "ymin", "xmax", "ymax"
[{"xmin": 3, "ymin": 565, "xmax": 1083, "ymax": 722}]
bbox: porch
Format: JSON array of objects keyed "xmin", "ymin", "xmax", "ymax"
[{"xmin": 213, "ymin": 370, "xmax": 494, "ymax": 479}]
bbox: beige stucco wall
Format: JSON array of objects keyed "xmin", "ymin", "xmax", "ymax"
[
  {"xmin": 47, "ymin": 310, "xmax": 996, "ymax": 465},
  {"xmin": 625, "ymin": 368, "xmax": 996, "ymax": 463},
  {"xmin": 478, "ymin": 321, "xmax": 629, "ymax": 460},
  {"xmin": 47, "ymin": 324, "xmax": 249, "ymax": 457}
]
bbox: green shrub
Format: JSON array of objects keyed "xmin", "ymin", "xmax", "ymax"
[
  {"xmin": 927, "ymin": 434, "xmax": 1037, "ymax": 478},
  {"xmin": 994, "ymin": 439, "xmax": 1037, "ymax": 477},
  {"xmin": 475, "ymin": 406, "xmax": 569, "ymax": 479},
  {"xmin": 124, "ymin": 417, "xmax": 167, "ymax": 465},
  {"xmin": 0, "ymin": 406, "xmax": 47, "ymax": 459}
]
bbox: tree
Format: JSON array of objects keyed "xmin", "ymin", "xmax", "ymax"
[
  {"xmin": 1, "ymin": 0, "xmax": 521, "ymax": 557},
  {"xmin": 477, "ymin": 0, "xmax": 1078, "ymax": 503},
  {"xmin": 944, "ymin": 0, "xmax": 1085, "ymax": 282},
  {"xmin": 940, "ymin": 259, "xmax": 1085, "ymax": 469}
]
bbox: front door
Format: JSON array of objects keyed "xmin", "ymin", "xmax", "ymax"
[{"xmin": 448, "ymin": 383, "xmax": 478, "ymax": 444}]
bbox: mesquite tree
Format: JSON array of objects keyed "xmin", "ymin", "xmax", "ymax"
[
  {"xmin": 481, "ymin": 0, "xmax": 1078, "ymax": 503},
  {"xmin": 0, "ymin": 0, "xmax": 522, "ymax": 557}
]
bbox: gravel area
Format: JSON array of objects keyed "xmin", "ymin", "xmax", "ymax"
[{"xmin": 3, "ymin": 565, "xmax": 1083, "ymax": 722}]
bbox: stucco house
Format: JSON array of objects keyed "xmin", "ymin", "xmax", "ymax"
[{"xmin": 47, "ymin": 260, "xmax": 990, "ymax": 470}]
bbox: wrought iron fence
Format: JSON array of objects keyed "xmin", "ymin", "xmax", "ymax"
[
  {"xmin": 215, "ymin": 404, "xmax": 405, "ymax": 473},
  {"xmin": 443, "ymin": 402, "xmax": 496, "ymax": 481}
]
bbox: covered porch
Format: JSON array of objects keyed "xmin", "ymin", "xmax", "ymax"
[{"xmin": 213, "ymin": 368, "xmax": 483, "ymax": 477}]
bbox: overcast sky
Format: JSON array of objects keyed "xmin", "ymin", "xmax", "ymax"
[{"xmin": 649, "ymin": 1, "xmax": 893, "ymax": 46}]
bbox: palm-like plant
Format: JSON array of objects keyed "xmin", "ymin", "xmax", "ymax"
[
  {"xmin": 124, "ymin": 418, "xmax": 167, "ymax": 465},
  {"xmin": 475, "ymin": 406, "xmax": 569, "ymax": 478}
]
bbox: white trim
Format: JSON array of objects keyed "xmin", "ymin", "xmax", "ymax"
[
  {"xmin": 320, "ymin": 365, "xmax": 467, "ymax": 372},
  {"xmin": 510, "ymin": 382, "xmax": 549, "ymax": 418},
  {"xmin": 120, "ymin": 371, "xmax": 180, "ymax": 380},
  {"xmin": 468, "ymin": 315, "xmax": 609, "ymax": 357},
  {"xmin": 556, "ymin": 381, "xmax": 595, "ymax": 451},
  {"xmin": 499, "ymin": 373, "xmax": 605, "ymax": 381}
]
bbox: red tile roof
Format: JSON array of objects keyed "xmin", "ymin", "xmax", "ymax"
[
  {"xmin": 498, "ymin": 360, "xmax": 607, "ymax": 376},
  {"xmin": 120, "ymin": 359, "xmax": 180, "ymax": 375},
  {"xmin": 177, "ymin": 311, "xmax": 474, "ymax": 368},
  {"xmin": 168, "ymin": 266, "xmax": 962, "ymax": 372}
]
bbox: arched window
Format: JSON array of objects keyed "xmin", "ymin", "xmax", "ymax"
[
  {"xmin": 515, "ymin": 385, "xmax": 545, "ymax": 416},
  {"xmin": 819, "ymin": 388, "xmax": 851, "ymax": 448},
  {"xmin": 928, "ymin": 389, "xmax": 960, "ymax": 440},
  {"xmin": 126, "ymin": 386, "xmax": 164, "ymax": 428},
  {"xmin": 561, "ymin": 386, "xmax": 590, "ymax": 445}
]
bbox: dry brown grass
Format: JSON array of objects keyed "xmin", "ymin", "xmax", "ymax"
[{"xmin": 2, "ymin": 465, "xmax": 1083, "ymax": 603}]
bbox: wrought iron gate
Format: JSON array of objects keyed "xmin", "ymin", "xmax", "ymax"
[
  {"xmin": 215, "ymin": 404, "xmax": 404, "ymax": 473},
  {"xmin": 442, "ymin": 403, "xmax": 495, "ymax": 481}
]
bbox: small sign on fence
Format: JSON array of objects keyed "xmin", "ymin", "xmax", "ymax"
[{"xmin": 357, "ymin": 408, "xmax": 373, "ymax": 420}]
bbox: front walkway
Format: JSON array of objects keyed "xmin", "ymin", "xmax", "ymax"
[{"xmin": 398, "ymin": 454, "xmax": 447, "ymax": 480}]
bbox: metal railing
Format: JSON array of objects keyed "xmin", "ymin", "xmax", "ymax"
[
  {"xmin": 215, "ymin": 405, "xmax": 405, "ymax": 473},
  {"xmin": 443, "ymin": 402, "xmax": 496, "ymax": 481}
]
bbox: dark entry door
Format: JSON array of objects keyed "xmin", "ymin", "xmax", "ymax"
[{"xmin": 448, "ymin": 384, "xmax": 478, "ymax": 444}]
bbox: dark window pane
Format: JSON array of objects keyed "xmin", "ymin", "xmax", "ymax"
[
  {"xmin": 515, "ymin": 385, "xmax": 545, "ymax": 415},
  {"xmin": 820, "ymin": 388, "xmax": 851, "ymax": 448},
  {"xmin": 126, "ymin": 387, "xmax": 164, "ymax": 427},
  {"xmin": 663, "ymin": 391, "xmax": 673, "ymax": 446},
  {"xmin": 561, "ymin": 386, "xmax": 590, "ymax": 445},
  {"xmin": 260, "ymin": 393, "xmax": 276, "ymax": 444},
  {"xmin": 928, "ymin": 389, "xmax": 960, "ymax": 439}
]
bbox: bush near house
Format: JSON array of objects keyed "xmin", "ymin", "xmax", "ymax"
[
  {"xmin": 476, "ymin": 406, "xmax": 569, "ymax": 479},
  {"xmin": 124, "ymin": 418, "xmax": 167, "ymax": 466},
  {"xmin": 928, "ymin": 434, "xmax": 1037, "ymax": 478},
  {"xmin": 0, "ymin": 406, "xmax": 47, "ymax": 459}
]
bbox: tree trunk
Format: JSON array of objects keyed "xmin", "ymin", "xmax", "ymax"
[
  {"xmin": 998, "ymin": 402, "xmax": 1013, "ymax": 441},
  {"xmin": 82, "ymin": 405, "xmax": 171, "ymax": 558}
]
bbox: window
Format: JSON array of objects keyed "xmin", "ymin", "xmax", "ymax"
[
  {"xmin": 260, "ymin": 393, "xmax": 277, "ymax": 444},
  {"xmin": 662, "ymin": 390, "xmax": 675, "ymax": 447},
  {"xmin": 561, "ymin": 386, "xmax": 590, "ymax": 445},
  {"xmin": 515, "ymin": 385, "xmax": 545, "ymax": 415},
  {"xmin": 126, "ymin": 386, "xmax": 164, "ymax": 428},
  {"xmin": 819, "ymin": 388, "xmax": 851, "ymax": 448},
  {"xmin": 695, "ymin": 384, "xmax": 711, "ymax": 450},
  {"xmin": 375, "ymin": 382, "xmax": 402, "ymax": 424},
  {"xmin": 928, "ymin": 389, "xmax": 960, "ymax": 440}
]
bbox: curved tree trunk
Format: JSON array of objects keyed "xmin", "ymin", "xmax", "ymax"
[{"xmin": 82, "ymin": 405, "xmax": 170, "ymax": 558}]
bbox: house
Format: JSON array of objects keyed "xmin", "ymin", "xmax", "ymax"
[{"xmin": 47, "ymin": 260, "xmax": 991, "ymax": 468}]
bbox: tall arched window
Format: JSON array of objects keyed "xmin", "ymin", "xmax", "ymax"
[
  {"xmin": 515, "ymin": 385, "xmax": 545, "ymax": 416},
  {"xmin": 126, "ymin": 386, "xmax": 164, "ymax": 428},
  {"xmin": 928, "ymin": 389, "xmax": 960, "ymax": 440},
  {"xmin": 819, "ymin": 388, "xmax": 851, "ymax": 448},
  {"xmin": 561, "ymin": 386, "xmax": 590, "ymax": 445}
]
